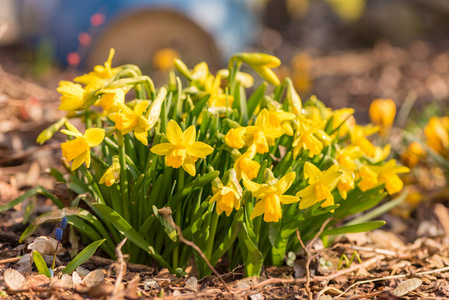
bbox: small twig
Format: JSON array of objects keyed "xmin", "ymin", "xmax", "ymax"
[
  {"xmin": 87, "ymin": 255, "xmax": 154, "ymax": 273},
  {"xmin": 0, "ymin": 257, "xmax": 21, "ymax": 264},
  {"xmin": 349, "ymin": 245, "xmax": 397, "ymax": 256},
  {"xmin": 333, "ymin": 265, "xmax": 449, "ymax": 299},
  {"xmin": 297, "ymin": 218, "xmax": 332, "ymax": 300},
  {"xmin": 313, "ymin": 286, "xmax": 349, "ymax": 299},
  {"xmin": 112, "ymin": 238, "xmax": 127, "ymax": 296},
  {"xmin": 173, "ymin": 223, "xmax": 231, "ymax": 292}
]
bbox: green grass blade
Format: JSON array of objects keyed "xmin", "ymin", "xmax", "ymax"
[
  {"xmin": 63, "ymin": 239, "xmax": 106, "ymax": 274},
  {"xmin": 0, "ymin": 186, "xmax": 63, "ymax": 213},
  {"xmin": 322, "ymin": 220, "xmax": 386, "ymax": 236},
  {"xmin": 92, "ymin": 203, "xmax": 171, "ymax": 271}
]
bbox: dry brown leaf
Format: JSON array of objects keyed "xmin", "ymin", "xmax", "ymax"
[
  {"xmin": 392, "ymin": 278, "xmax": 423, "ymax": 297},
  {"xmin": 28, "ymin": 236, "xmax": 63, "ymax": 256},
  {"xmin": 72, "ymin": 271, "xmax": 83, "ymax": 286},
  {"xmin": 16, "ymin": 253, "xmax": 32, "ymax": 273},
  {"xmin": 27, "ymin": 274, "xmax": 50, "ymax": 287},
  {"xmin": 51, "ymin": 273, "xmax": 73, "ymax": 289},
  {"xmin": 4, "ymin": 268, "xmax": 29, "ymax": 290},
  {"xmin": 82, "ymin": 269, "xmax": 105, "ymax": 287}
]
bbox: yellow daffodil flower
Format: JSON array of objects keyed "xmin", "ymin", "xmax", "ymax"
[
  {"xmin": 292, "ymin": 120, "xmax": 330, "ymax": 158},
  {"xmin": 210, "ymin": 169, "xmax": 243, "ymax": 216},
  {"xmin": 150, "ymin": 120, "xmax": 214, "ymax": 176},
  {"xmin": 331, "ymin": 108, "xmax": 355, "ymax": 136},
  {"xmin": 400, "ymin": 142, "xmax": 426, "ymax": 168},
  {"xmin": 424, "ymin": 116, "xmax": 449, "ymax": 158},
  {"xmin": 60, "ymin": 122, "xmax": 105, "ymax": 170},
  {"xmin": 336, "ymin": 145, "xmax": 364, "ymax": 172},
  {"xmin": 296, "ymin": 162, "xmax": 342, "ymax": 209},
  {"xmin": 369, "ymin": 98, "xmax": 396, "ymax": 136},
  {"xmin": 97, "ymin": 88, "xmax": 126, "ymax": 113},
  {"xmin": 57, "ymin": 81, "xmax": 89, "ymax": 111},
  {"xmin": 244, "ymin": 172, "xmax": 299, "ymax": 222},
  {"xmin": 75, "ymin": 48, "xmax": 119, "ymax": 86},
  {"xmin": 268, "ymin": 109, "xmax": 296, "ymax": 136},
  {"xmin": 99, "ymin": 156, "xmax": 121, "ymax": 186},
  {"xmin": 337, "ymin": 167, "xmax": 354, "ymax": 200},
  {"xmin": 349, "ymin": 124, "xmax": 379, "ymax": 157},
  {"xmin": 233, "ymin": 144, "xmax": 261, "ymax": 181},
  {"xmin": 109, "ymin": 101, "xmax": 151, "ymax": 145},
  {"xmin": 245, "ymin": 109, "xmax": 284, "ymax": 154},
  {"xmin": 225, "ymin": 127, "xmax": 247, "ymax": 149},
  {"xmin": 357, "ymin": 160, "xmax": 410, "ymax": 195}
]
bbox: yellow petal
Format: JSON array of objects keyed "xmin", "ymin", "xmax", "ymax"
[
  {"xmin": 84, "ymin": 128, "xmax": 105, "ymax": 147},
  {"xmin": 304, "ymin": 162, "xmax": 322, "ymax": 184},
  {"xmin": 167, "ymin": 120, "xmax": 182, "ymax": 145},
  {"xmin": 134, "ymin": 131, "xmax": 148, "ymax": 146},
  {"xmin": 187, "ymin": 142, "xmax": 214, "ymax": 158},
  {"xmin": 151, "ymin": 143, "xmax": 174, "ymax": 156},
  {"xmin": 65, "ymin": 122, "xmax": 81, "ymax": 135},
  {"xmin": 243, "ymin": 179, "xmax": 262, "ymax": 193},
  {"xmin": 182, "ymin": 155, "xmax": 196, "ymax": 176},
  {"xmin": 275, "ymin": 172, "xmax": 296, "ymax": 195},
  {"xmin": 134, "ymin": 101, "xmax": 150, "ymax": 115},
  {"xmin": 71, "ymin": 150, "xmax": 88, "ymax": 170},
  {"xmin": 279, "ymin": 195, "xmax": 300, "ymax": 204},
  {"xmin": 250, "ymin": 199, "xmax": 266, "ymax": 220},
  {"xmin": 182, "ymin": 125, "xmax": 196, "ymax": 146}
]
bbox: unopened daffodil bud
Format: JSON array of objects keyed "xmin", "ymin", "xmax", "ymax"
[
  {"xmin": 174, "ymin": 58, "xmax": 192, "ymax": 80},
  {"xmin": 424, "ymin": 116, "xmax": 449, "ymax": 158},
  {"xmin": 285, "ymin": 78, "xmax": 302, "ymax": 115},
  {"xmin": 369, "ymin": 98, "xmax": 396, "ymax": 136},
  {"xmin": 37, "ymin": 118, "xmax": 67, "ymax": 145}
]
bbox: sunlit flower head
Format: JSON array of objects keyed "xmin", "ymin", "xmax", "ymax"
[
  {"xmin": 225, "ymin": 127, "xmax": 247, "ymax": 149},
  {"xmin": 99, "ymin": 155, "xmax": 121, "ymax": 186},
  {"xmin": 369, "ymin": 98, "xmax": 396, "ymax": 136},
  {"xmin": 109, "ymin": 101, "xmax": 151, "ymax": 145},
  {"xmin": 75, "ymin": 48, "xmax": 119, "ymax": 86},
  {"xmin": 244, "ymin": 172, "xmax": 299, "ymax": 222},
  {"xmin": 424, "ymin": 116, "xmax": 449, "ymax": 158},
  {"xmin": 296, "ymin": 162, "xmax": 342, "ymax": 210},
  {"xmin": 337, "ymin": 167, "xmax": 354, "ymax": 200},
  {"xmin": 210, "ymin": 169, "xmax": 243, "ymax": 216},
  {"xmin": 60, "ymin": 122, "xmax": 105, "ymax": 170},
  {"xmin": 57, "ymin": 81, "xmax": 88, "ymax": 111},
  {"xmin": 292, "ymin": 120, "xmax": 329, "ymax": 158},
  {"xmin": 150, "ymin": 120, "xmax": 214, "ymax": 176},
  {"xmin": 233, "ymin": 144, "xmax": 260, "ymax": 181},
  {"xmin": 336, "ymin": 145, "xmax": 364, "ymax": 172},
  {"xmin": 97, "ymin": 88, "xmax": 126, "ymax": 113},
  {"xmin": 357, "ymin": 160, "xmax": 409, "ymax": 195},
  {"xmin": 245, "ymin": 109, "xmax": 284, "ymax": 154}
]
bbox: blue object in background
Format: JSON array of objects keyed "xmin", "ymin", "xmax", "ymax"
[{"xmin": 20, "ymin": 0, "xmax": 259, "ymax": 69}]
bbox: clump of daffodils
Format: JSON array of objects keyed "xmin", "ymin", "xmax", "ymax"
[{"xmin": 30, "ymin": 49, "xmax": 408, "ymax": 277}]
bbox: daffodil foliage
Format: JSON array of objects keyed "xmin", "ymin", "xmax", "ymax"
[{"xmin": 25, "ymin": 49, "xmax": 409, "ymax": 277}]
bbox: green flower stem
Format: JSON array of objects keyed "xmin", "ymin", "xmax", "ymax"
[
  {"xmin": 172, "ymin": 169, "xmax": 185, "ymax": 269},
  {"xmin": 253, "ymin": 215, "xmax": 262, "ymax": 244},
  {"xmin": 117, "ymin": 130, "xmax": 130, "ymax": 222},
  {"xmin": 205, "ymin": 207, "xmax": 219, "ymax": 263}
]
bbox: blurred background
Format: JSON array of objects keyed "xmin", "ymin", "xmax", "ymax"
[{"xmin": 2, "ymin": 0, "xmax": 449, "ymax": 119}]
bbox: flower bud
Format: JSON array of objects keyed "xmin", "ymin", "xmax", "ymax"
[
  {"xmin": 369, "ymin": 99, "xmax": 396, "ymax": 135},
  {"xmin": 174, "ymin": 58, "xmax": 192, "ymax": 80},
  {"xmin": 60, "ymin": 216, "xmax": 68, "ymax": 230},
  {"xmin": 55, "ymin": 228, "xmax": 63, "ymax": 241}
]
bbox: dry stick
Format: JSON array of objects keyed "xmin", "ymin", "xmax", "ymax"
[
  {"xmin": 296, "ymin": 218, "xmax": 332, "ymax": 300},
  {"xmin": 334, "ymin": 265, "xmax": 449, "ymax": 299},
  {"xmin": 112, "ymin": 237, "xmax": 128, "ymax": 296},
  {"xmin": 173, "ymin": 223, "xmax": 231, "ymax": 292},
  {"xmin": 0, "ymin": 257, "xmax": 21, "ymax": 264}
]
